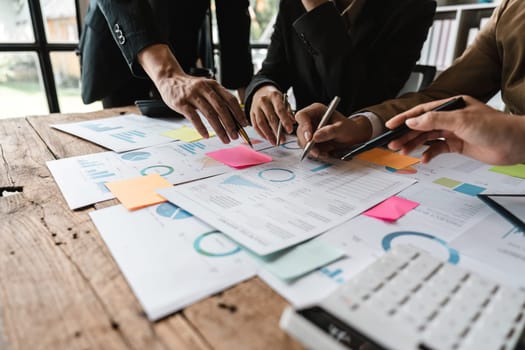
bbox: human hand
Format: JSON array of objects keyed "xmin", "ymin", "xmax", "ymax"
[
  {"xmin": 157, "ymin": 74, "xmax": 247, "ymax": 144},
  {"xmin": 386, "ymin": 96, "xmax": 525, "ymax": 165},
  {"xmin": 295, "ymin": 103, "xmax": 372, "ymax": 159},
  {"xmin": 301, "ymin": 0, "xmax": 329, "ymax": 11},
  {"xmin": 250, "ymin": 85, "xmax": 295, "ymax": 145},
  {"xmin": 138, "ymin": 44, "xmax": 247, "ymax": 144}
]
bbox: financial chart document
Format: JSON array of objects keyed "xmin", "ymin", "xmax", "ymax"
[
  {"xmin": 90, "ymin": 203, "xmax": 256, "ymax": 320},
  {"xmin": 158, "ymin": 146, "xmax": 416, "ymax": 256},
  {"xmin": 47, "ymin": 130, "xmax": 272, "ymax": 209}
]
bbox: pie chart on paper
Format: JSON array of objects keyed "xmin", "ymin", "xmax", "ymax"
[{"xmin": 121, "ymin": 151, "xmax": 151, "ymax": 161}]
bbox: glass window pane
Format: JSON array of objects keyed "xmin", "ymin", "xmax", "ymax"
[
  {"xmin": 50, "ymin": 51, "xmax": 102, "ymax": 113},
  {"xmin": 250, "ymin": 0, "xmax": 278, "ymax": 43},
  {"xmin": 0, "ymin": 52, "xmax": 48, "ymax": 119},
  {"xmin": 210, "ymin": 0, "xmax": 278, "ymax": 44},
  {"xmin": 0, "ymin": 1, "xmax": 35, "ymax": 43},
  {"xmin": 41, "ymin": 0, "xmax": 79, "ymax": 43},
  {"xmin": 251, "ymin": 48, "xmax": 268, "ymax": 72}
]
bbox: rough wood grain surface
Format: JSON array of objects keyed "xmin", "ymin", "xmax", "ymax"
[{"xmin": 0, "ymin": 111, "xmax": 304, "ymax": 350}]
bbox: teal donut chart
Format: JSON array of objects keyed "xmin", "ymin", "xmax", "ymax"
[
  {"xmin": 382, "ymin": 231, "xmax": 460, "ymax": 264},
  {"xmin": 193, "ymin": 231, "xmax": 241, "ymax": 257},
  {"xmin": 258, "ymin": 168, "xmax": 296, "ymax": 182},
  {"xmin": 281, "ymin": 140, "xmax": 301, "ymax": 150},
  {"xmin": 140, "ymin": 165, "xmax": 174, "ymax": 176}
]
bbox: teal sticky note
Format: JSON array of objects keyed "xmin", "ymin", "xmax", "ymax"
[{"xmin": 251, "ymin": 240, "xmax": 345, "ymax": 281}]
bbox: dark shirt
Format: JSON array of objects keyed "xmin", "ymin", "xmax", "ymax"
[{"xmin": 244, "ymin": 0, "xmax": 436, "ymax": 116}]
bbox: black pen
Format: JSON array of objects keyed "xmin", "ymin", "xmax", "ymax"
[{"xmin": 340, "ymin": 97, "xmax": 466, "ymax": 160}]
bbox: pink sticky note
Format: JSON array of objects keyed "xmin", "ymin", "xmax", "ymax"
[
  {"xmin": 206, "ymin": 146, "xmax": 272, "ymax": 169},
  {"xmin": 363, "ymin": 196, "xmax": 419, "ymax": 222}
]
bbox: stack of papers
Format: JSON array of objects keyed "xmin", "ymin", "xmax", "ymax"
[
  {"xmin": 49, "ymin": 114, "xmax": 525, "ymax": 321},
  {"xmin": 90, "ymin": 204, "xmax": 256, "ymax": 320}
]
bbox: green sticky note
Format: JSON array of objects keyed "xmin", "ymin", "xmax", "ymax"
[
  {"xmin": 433, "ymin": 177, "xmax": 462, "ymax": 188},
  {"xmin": 489, "ymin": 164, "xmax": 525, "ymax": 179},
  {"xmin": 162, "ymin": 126, "xmax": 215, "ymax": 142},
  {"xmin": 250, "ymin": 240, "xmax": 345, "ymax": 281}
]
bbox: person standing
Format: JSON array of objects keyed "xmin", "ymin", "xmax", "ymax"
[{"xmin": 79, "ymin": 0, "xmax": 253, "ymax": 143}]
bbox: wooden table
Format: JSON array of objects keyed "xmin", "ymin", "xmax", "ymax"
[{"xmin": 0, "ymin": 108, "xmax": 304, "ymax": 350}]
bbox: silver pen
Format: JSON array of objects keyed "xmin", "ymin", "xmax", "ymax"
[{"xmin": 300, "ymin": 96, "xmax": 341, "ymax": 161}]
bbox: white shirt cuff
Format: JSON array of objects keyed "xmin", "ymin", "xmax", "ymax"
[{"xmin": 348, "ymin": 111, "xmax": 384, "ymax": 139}]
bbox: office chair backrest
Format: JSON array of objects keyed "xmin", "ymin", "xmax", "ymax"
[{"xmin": 396, "ymin": 64, "xmax": 436, "ymax": 96}]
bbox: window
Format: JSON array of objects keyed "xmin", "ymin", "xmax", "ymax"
[
  {"xmin": 210, "ymin": 0, "xmax": 279, "ymax": 81},
  {"xmin": 0, "ymin": 0, "xmax": 101, "ymax": 119}
]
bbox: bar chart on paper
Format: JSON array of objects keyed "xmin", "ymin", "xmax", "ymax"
[
  {"xmin": 110, "ymin": 130, "xmax": 146, "ymax": 143},
  {"xmin": 178, "ymin": 141, "xmax": 206, "ymax": 155},
  {"xmin": 52, "ymin": 114, "xmax": 189, "ymax": 152}
]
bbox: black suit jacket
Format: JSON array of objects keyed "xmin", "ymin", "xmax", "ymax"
[
  {"xmin": 79, "ymin": 0, "xmax": 253, "ymax": 104},
  {"xmin": 245, "ymin": 0, "xmax": 436, "ymax": 116}
]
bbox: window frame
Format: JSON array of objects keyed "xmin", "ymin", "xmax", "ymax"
[{"xmin": 0, "ymin": 0, "xmax": 82, "ymax": 114}]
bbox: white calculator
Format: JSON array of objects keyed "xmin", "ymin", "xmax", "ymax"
[{"xmin": 281, "ymin": 244, "xmax": 525, "ymax": 350}]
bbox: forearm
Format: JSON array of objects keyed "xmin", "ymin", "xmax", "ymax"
[
  {"xmin": 509, "ymin": 116, "xmax": 525, "ymax": 164},
  {"xmin": 137, "ymin": 44, "xmax": 185, "ymax": 83}
]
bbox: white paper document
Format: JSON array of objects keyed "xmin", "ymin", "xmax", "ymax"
[
  {"xmin": 158, "ymin": 147, "xmax": 416, "ymax": 255},
  {"xmin": 258, "ymin": 224, "xmax": 377, "ymax": 308},
  {"xmin": 258, "ymin": 179, "xmax": 494, "ymax": 307},
  {"xmin": 249, "ymin": 239, "xmax": 345, "ymax": 281},
  {"xmin": 451, "ymin": 212, "xmax": 525, "ymax": 288},
  {"xmin": 89, "ymin": 203, "xmax": 257, "ymax": 321},
  {"xmin": 52, "ymin": 114, "xmax": 191, "ymax": 152},
  {"xmin": 47, "ymin": 132, "xmax": 273, "ymax": 209},
  {"xmin": 398, "ymin": 151, "xmax": 525, "ymax": 193}
]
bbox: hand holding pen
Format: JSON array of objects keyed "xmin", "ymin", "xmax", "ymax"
[
  {"xmin": 300, "ymin": 96, "xmax": 341, "ymax": 160},
  {"xmin": 340, "ymin": 97, "xmax": 466, "ymax": 160},
  {"xmin": 383, "ymin": 96, "xmax": 515, "ymax": 165},
  {"xmin": 250, "ymin": 85, "xmax": 295, "ymax": 145},
  {"xmin": 276, "ymin": 93, "xmax": 294, "ymax": 146}
]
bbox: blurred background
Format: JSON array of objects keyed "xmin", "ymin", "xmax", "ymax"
[{"xmin": 0, "ymin": 0, "xmax": 496, "ymax": 119}]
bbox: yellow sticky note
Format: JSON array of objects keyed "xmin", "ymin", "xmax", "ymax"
[
  {"xmin": 162, "ymin": 126, "xmax": 215, "ymax": 142},
  {"xmin": 105, "ymin": 174, "xmax": 172, "ymax": 210},
  {"xmin": 489, "ymin": 164, "xmax": 525, "ymax": 179},
  {"xmin": 356, "ymin": 148, "xmax": 420, "ymax": 169}
]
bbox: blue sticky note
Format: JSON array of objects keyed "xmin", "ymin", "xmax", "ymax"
[
  {"xmin": 454, "ymin": 183, "xmax": 486, "ymax": 196},
  {"xmin": 251, "ymin": 240, "xmax": 345, "ymax": 281}
]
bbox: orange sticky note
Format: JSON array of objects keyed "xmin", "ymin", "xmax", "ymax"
[
  {"xmin": 206, "ymin": 146, "xmax": 272, "ymax": 169},
  {"xmin": 105, "ymin": 174, "xmax": 172, "ymax": 210},
  {"xmin": 364, "ymin": 196, "xmax": 419, "ymax": 222},
  {"xmin": 356, "ymin": 148, "xmax": 419, "ymax": 169}
]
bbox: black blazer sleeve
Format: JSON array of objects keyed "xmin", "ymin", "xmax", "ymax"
[
  {"xmin": 215, "ymin": 0, "xmax": 253, "ymax": 89},
  {"xmin": 93, "ymin": 0, "xmax": 167, "ymax": 78}
]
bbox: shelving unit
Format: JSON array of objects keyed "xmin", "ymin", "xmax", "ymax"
[
  {"xmin": 419, "ymin": 3, "xmax": 497, "ymax": 71},
  {"xmin": 419, "ymin": 2, "xmax": 505, "ymax": 109}
]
